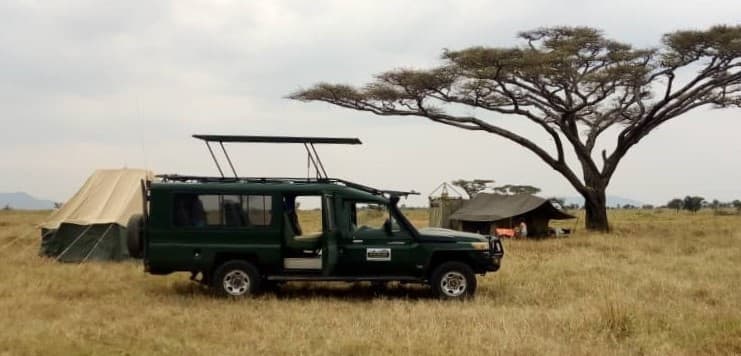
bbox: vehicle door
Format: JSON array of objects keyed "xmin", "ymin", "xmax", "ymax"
[
  {"xmin": 337, "ymin": 200, "xmax": 417, "ymax": 276},
  {"xmin": 282, "ymin": 194, "xmax": 338, "ymax": 275}
]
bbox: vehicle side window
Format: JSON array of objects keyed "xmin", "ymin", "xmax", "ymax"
[
  {"xmin": 350, "ymin": 202, "xmax": 401, "ymax": 235},
  {"xmin": 173, "ymin": 194, "xmax": 212, "ymax": 226},
  {"xmin": 173, "ymin": 193, "xmax": 272, "ymax": 228},
  {"xmin": 201, "ymin": 195, "xmax": 222, "ymax": 225},
  {"xmin": 284, "ymin": 195, "xmax": 323, "ymax": 236},
  {"xmin": 244, "ymin": 195, "xmax": 272, "ymax": 226}
]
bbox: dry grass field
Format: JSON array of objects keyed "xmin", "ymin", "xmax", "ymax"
[{"xmin": 1, "ymin": 208, "xmax": 740, "ymax": 355}]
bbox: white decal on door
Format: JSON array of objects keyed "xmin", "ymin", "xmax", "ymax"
[{"xmin": 366, "ymin": 248, "xmax": 391, "ymax": 261}]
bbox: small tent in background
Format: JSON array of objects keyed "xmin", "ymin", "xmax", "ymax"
[
  {"xmin": 448, "ymin": 193, "xmax": 574, "ymax": 237},
  {"xmin": 40, "ymin": 169, "xmax": 153, "ymax": 262},
  {"xmin": 428, "ymin": 182, "xmax": 466, "ymax": 229}
]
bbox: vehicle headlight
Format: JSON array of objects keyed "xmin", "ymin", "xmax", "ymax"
[
  {"xmin": 471, "ymin": 242, "xmax": 489, "ymax": 250},
  {"xmin": 490, "ymin": 239, "xmax": 503, "ymax": 253}
]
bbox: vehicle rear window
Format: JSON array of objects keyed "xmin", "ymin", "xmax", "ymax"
[{"xmin": 173, "ymin": 194, "xmax": 272, "ymax": 227}]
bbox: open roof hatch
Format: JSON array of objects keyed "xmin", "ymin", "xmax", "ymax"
[
  {"xmin": 192, "ymin": 134, "xmax": 362, "ymax": 180},
  {"xmin": 158, "ymin": 134, "xmax": 418, "ymax": 199}
]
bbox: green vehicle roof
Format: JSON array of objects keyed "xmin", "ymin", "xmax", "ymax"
[{"xmin": 150, "ymin": 181, "xmax": 388, "ymax": 203}]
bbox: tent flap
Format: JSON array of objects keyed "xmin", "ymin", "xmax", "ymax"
[{"xmin": 40, "ymin": 223, "xmax": 129, "ymax": 262}]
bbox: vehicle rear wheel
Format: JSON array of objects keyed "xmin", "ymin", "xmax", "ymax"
[
  {"xmin": 126, "ymin": 214, "xmax": 145, "ymax": 258},
  {"xmin": 430, "ymin": 261, "xmax": 477, "ymax": 300},
  {"xmin": 213, "ymin": 260, "xmax": 261, "ymax": 297}
]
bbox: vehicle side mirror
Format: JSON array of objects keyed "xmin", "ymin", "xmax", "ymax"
[{"xmin": 383, "ymin": 219, "xmax": 392, "ymax": 236}]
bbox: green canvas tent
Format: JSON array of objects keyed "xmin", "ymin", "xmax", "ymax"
[
  {"xmin": 448, "ymin": 193, "xmax": 574, "ymax": 237},
  {"xmin": 40, "ymin": 169, "xmax": 153, "ymax": 262}
]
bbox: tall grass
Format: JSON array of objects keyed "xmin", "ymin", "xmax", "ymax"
[{"xmin": 0, "ymin": 209, "xmax": 739, "ymax": 355}]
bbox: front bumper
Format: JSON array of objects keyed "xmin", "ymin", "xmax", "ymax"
[{"xmin": 486, "ymin": 237, "xmax": 504, "ymax": 271}]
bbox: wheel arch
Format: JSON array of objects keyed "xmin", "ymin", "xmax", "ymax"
[
  {"xmin": 425, "ymin": 250, "xmax": 477, "ymax": 279},
  {"xmin": 211, "ymin": 252, "xmax": 261, "ymax": 275}
]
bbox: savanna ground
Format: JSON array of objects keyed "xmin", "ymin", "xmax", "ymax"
[{"xmin": 1, "ymin": 208, "xmax": 740, "ymax": 355}]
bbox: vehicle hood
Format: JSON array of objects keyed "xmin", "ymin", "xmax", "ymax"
[{"xmin": 417, "ymin": 227, "xmax": 488, "ymax": 242}]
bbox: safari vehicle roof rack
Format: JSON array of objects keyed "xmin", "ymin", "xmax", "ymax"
[
  {"xmin": 192, "ymin": 134, "xmax": 362, "ymax": 180},
  {"xmin": 156, "ymin": 174, "xmax": 420, "ymax": 198},
  {"xmin": 193, "ymin": 135, "xmax": 362, "ymax": 145}
]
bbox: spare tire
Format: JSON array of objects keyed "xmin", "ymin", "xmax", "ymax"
[{"xmin": 127, "ymin": 214, "xmax": 145, "ymax": 258}]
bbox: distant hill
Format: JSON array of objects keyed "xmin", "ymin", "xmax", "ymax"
[
  {"xmin": 562, "ymin": 195, "xmax": 644, "ymax": 208},
  {"xmin": 0, "ymin": 192, "xmax": 55, "ymax": 210}
]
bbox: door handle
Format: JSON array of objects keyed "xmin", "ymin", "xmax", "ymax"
[
  {"xmin": 388, "ymin": 241, "xmax": 406, "ymax": 245},
  {"xmin": 352, "ymin": 240, "xmax": 364, "ymax": 244}
]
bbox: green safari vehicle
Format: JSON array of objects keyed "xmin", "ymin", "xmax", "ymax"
[{"xmin": 127, "ymin": 135, "xmax": 503, "ymax": 299}]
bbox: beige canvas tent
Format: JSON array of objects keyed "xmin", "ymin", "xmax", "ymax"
[{"xmin": 40, "ymin": 169, "xmax": 153, "ymax": 262}]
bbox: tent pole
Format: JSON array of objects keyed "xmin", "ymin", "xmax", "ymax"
[
  {"xmin": 80, "ymin": 224, "xmax": 113, "ymax": 263},
  {"xmin": 446, "ymin": 183, "xmax": 464, "ymax": 197},
  {"xmin": 572, "ymin": 217, "xmax": 579, "ymax": 234},
  {"xmin": 56, "ymin": 225, "xmax": 93, "ymax": 261},
  {"xmin": 429, "ymin": 182, "xmax": 446, "ymax": 197}
]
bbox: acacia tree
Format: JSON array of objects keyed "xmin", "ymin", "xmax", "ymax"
[
  {"xmin": 451, "ymin": 179, "xmax": 494, "ymax": 198},
  {"xmin": 290, "ymin": 26, "xmax": 741, "ymax": 231},
  {"xmin": 667, "ymin": 198, "xmax": 683, "ymax": 212},
  {"xmin": 683, "ymin": 196, "xmax": 705, "ymax": 213},
  {"xmin": 492, "ymin": 184, "xmax": 541, "ymax": 195},
  {"xmin": 732, "ymin": 200, "xmax": 741, "ymax": 213}
]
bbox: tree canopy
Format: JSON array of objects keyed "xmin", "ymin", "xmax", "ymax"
[
  {"xmin": 291, "ymin": 25, "xmax": 741, "ymax": 231},
  {"xmin": 733, "ymin": 200, "xmax": 741, "ymax": 213},
  {"xmin": 683, "ymin": 196, "xmax": 705, "ymax": 213},
  {"xmin": 450, "ymin": 179, "xmax": 494, "ymax": 198},
  {"xmin": 450, "ymin": 179, "xmax": 541, "ymax": 198},
  {"xmin": 667, "ymin": 198, "xmax": 684, "ymax": 212},
  {"xmin": 492, "ymin": 184, "xmax": 541, "ymax": 195}
]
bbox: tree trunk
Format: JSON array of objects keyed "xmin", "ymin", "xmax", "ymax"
[{"xmin": 582, "ymin": 188, "xmax": 609, "ymax": 232}]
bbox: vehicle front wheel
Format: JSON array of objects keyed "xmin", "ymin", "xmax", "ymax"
[
  {"xmin": 430, "ymin": 261, "xmax": 477, "ymax": 300},
  {"xmin": 213, "ymin": 260, "xmax": 261, "ymax": 297}
]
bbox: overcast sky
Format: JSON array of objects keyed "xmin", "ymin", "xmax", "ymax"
[{"xmin": 1, "ymin": 0, "xmax": 740, "ymax": 206}]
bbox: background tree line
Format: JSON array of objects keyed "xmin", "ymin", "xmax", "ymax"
[{"xmin": 666, "ymin": 197, "xmax": 741, "ymax": 213}]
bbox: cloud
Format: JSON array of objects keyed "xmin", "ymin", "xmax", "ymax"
[{"xmin": 1, "ymin": 0, "xmax": 740, "ymax": 205}]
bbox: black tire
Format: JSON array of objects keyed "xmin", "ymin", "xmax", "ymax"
[
  {"xmin": 126, "ymin": 214, "xmax": 145, "ymax": 258},
  {"xmin": 212, "ymin": 260, "xmax": 261, "ymax": 297},
  {"xmin": 430, "ymin": 261, "xmax": 477, "ymax": 300}
]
